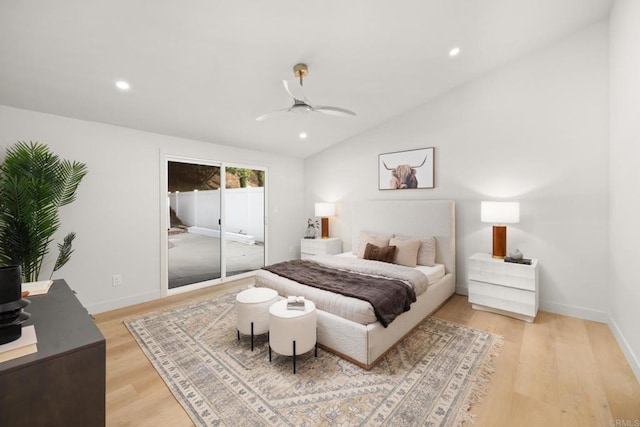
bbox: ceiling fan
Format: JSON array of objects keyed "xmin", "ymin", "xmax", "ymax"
[{"xmin": 256, "ymin": 63, "xmax": 356, "ymax": 121}]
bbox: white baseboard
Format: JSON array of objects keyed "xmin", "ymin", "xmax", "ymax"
[
  {"xmin": 85, "ymin": 275, "xmax": 254, "ymax": 314},
  {"xmin": 454, "ymin": 287, "xmax": 607, "ymax": 322},
  {"xmin": 455, "ymin": 284, "xmax": 468, "ymax": 295},
  {"xmin": 537, "ymin": 300, "xmax": 608, "ymax": 323},
  {"xmin": 608, "ymin": 315, "xmax": 640, "ymax": 384},
  {"xmin": 85, "ymin": 290, "xmax": 160, "ymax": 314}
]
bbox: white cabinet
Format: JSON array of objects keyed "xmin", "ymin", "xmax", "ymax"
[
  {"xmin": 468, "ymin": 252, "xmax": 539, "ymax": 322},
  {"xmin": 300, "ymin": 238, "xmax": 342, "ymax": 259}
]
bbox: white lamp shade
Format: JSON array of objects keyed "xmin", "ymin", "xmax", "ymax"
[
  {"xmin": 481, "ymin": 201, "xmax": 520, "ymax": 224},
  {"xmin": 315, "ymin": 202, "xmax": 336, "ymax": 218}
]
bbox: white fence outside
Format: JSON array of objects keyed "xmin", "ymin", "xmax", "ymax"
[{"xmin": 168, "ymin": 187, "xmax": 264, "ymax": 243}]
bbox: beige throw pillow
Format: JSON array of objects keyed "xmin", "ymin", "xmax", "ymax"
[
  {"xmin": 389, "ymin": 238, "xmax": 420, "ymax": 267},
  {"xmin": 354, "ymin": 231, "xmax": 394, "ymax": 255},
  {"xmin": 394, "ymin": 234, "xmax": 436, "ymax": 266}
]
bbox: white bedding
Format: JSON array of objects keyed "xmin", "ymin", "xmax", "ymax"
[
  {"xmin": 416, "ymin": 264, "xmax": 445, "ymax": 283},
  {"xmin": 255, "ymin": 254, "xmax": 444, "ymax": 326}
]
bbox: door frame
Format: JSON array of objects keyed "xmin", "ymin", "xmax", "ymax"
[{"xmin": 160, "ymin": 154, "xmax": 267, "ymax": 297}]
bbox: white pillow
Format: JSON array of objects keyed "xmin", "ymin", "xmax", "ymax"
[
  {"xmin": 354, "ymin": 230, "xmax": 394, "ymax": 256},
  {"xmin": 393, "ymin": 234, "xmax": 436, "ymax": 266}
]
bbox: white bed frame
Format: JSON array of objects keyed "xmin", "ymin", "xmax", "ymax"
[{"xmin": 314, "ymin": 199, "xmax": 456, "ymax": 369}]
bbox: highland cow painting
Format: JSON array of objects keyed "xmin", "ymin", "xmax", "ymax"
[{"xmin": 378, "ymin": 147, "xmax": 434, "ymax": 190}]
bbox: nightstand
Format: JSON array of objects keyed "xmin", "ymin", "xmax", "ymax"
[
  {"xmin": 468, "ymin": 252, "xmax": 539, "ymax": 322},
  {"xmin": 300, "ymin": 237, "xmax": 342, "ymax": 259}
]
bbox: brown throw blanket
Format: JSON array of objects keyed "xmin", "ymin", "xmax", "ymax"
[{"xmin": 263, "ymin": 260, "xmax": 416, "ymax": 327}]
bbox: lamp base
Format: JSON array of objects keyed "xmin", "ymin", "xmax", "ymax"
[
  {"xmin": 492, "ymin": 225, "xmax": 507, "ymax": 259},
  {"xmin": 320, "ymin": 217, "xmax": 329, "ymax": 239}
]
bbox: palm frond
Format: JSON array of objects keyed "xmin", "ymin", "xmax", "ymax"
[
  {"xmin": 54, "ymin": 160, "xmax": 89, "ymax": 207},
  {"xmin": 51, "ymin": 232, "xmax": 76, "ymax": 278}
]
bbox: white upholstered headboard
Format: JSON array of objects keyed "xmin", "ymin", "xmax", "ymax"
[{"xmin": 351, "ymin": 200, "xmax": 456, "ymax": 280}]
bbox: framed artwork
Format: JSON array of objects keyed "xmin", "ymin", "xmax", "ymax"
[{"xmin": 378, "ymin": 147, "xmax": 434, "ymax": 190}]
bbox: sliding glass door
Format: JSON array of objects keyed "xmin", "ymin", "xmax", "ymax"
[
  {"xmin": 164, "ymin": 157, "xmax": 265, "ymax": 292},
  {"xmin": 167, "ymin": 160, "xmax": 222, "ymax": 289},
  {"xmin": 224, "ymin": 167, "xmax": 265, "ymax": 277}
]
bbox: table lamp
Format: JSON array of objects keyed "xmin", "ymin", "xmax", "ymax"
[
  {"xmin": 481, "ymin": 201, "xmax": 520, "ymax": 259},
  {"xmin": 314, "ymin": 202, "xmax": 335, "ymax": 239}
]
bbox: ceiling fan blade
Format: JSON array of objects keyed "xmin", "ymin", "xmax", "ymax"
[
  {"xmin": 283, "ymin": 79, "xmax": 308, "ymax": 102},
  {"xmin": 313, "ymin": 105, "xmax": 357, "ymax": 117},
  {"xmin": 256, "ymin": 107, "xmax": 291, "ymax": 121}
]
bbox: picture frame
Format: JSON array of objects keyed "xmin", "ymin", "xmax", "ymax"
[{"xmin": 378, "ymin": 147, "xmax": 435, "ymax": 190}]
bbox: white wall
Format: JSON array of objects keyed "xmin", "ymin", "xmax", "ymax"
[
  {"xmin": 609, "ymin": 0, "xmax": 640, "ymax": 382},
  {"xmin": 0, "ymin": 105, "xmax": 304, "ymax": 313},
  {"xmin": 305, "ymin": 22, "xmax": 609, "ymax": 321}
]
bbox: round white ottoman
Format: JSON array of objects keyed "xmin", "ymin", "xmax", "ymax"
[
  {"xmin": 236, "ymin": 287, "xmax": 279, "ymax": 351},
  {"xmin": 268, "ymin": 299, "xmax": 317, "ymax": 374}
]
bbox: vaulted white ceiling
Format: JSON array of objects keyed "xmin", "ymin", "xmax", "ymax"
[{"xmin": 0, "ymin": 0, "xmax": 612, "ymax": 158}]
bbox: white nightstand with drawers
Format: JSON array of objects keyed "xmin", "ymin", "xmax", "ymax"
[
  {"xmin": 300, "ymin": 238, "xmax": 342, "ymax": 259},
  {"xmin": 468, "ymin": 252, "xmax": 539, "ymax": 322}
]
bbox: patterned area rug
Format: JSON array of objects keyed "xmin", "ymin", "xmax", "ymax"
[{"xmin": 125, "ymin": 293, "xmax": 502, "ymax": 426}]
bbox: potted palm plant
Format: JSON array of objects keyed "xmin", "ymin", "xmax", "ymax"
[{"xmin": 0, "ymin": 141, "xmax": 88, "ymax": 282}]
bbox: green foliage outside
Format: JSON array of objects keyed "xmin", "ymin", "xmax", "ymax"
[{"xmin": 226, "ymin": 167, "xmax": 264, "ymax": 188}]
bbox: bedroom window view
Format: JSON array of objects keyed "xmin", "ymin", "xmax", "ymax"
[{"xmin": 167, "ymin": 161, "xmax": 265, "ymax": 289}]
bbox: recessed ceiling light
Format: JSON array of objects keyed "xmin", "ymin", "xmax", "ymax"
[
  {"xmin": 299, "ymin": 132, "xmax": 307, "ymax": 139},
  {"xmin": 115, "ymin": 80, "xmax": 130, "ymax": 90},
  {"xmin": 449, "ymin": 47, "xmax": 461, "ymax": 57}
]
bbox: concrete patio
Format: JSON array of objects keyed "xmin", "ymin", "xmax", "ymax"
[{"xmin": 168, "ymin": 231, "xmax": 264, "ymax": 289}]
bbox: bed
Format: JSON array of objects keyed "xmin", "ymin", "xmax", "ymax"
[{"xmin": 255, "ymin": 199, "xmax": 456, "ymax": 369}]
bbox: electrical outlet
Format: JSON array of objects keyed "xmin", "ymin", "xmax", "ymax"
[{"xmin": 112, "ymin": 274, "xmax": 122, "ymax": 287}]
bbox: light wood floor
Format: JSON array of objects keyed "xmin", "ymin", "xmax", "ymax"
[{"xmin": 95, "ymin": 280, "xmax": 640, "ymax": 426}]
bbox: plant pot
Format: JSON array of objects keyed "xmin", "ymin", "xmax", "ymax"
[
  {"xmin": 0, "ymin": 265, "xmax": 21, "ymax": 303},
  {"xmin": 0, "ymin": 265, "xmax": 31, "ymax": 345}
]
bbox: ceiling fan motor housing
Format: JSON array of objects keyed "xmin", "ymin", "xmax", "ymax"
[
  {"xmin": 293, "ymin": 63, "xmax": 309, "ymax": 80},
  {"xmin": 291, "ymin": 103, "xmax": 312, "ymax": 113}
]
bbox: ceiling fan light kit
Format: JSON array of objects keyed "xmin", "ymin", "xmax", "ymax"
[{"xmin": 256, "ymin": 63, "xmax": 356, "ymax": 121}]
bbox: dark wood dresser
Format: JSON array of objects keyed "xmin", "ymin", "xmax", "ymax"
[{"xmin": 0, "ymin": 280, "xmax": 105, "ymax": 426}]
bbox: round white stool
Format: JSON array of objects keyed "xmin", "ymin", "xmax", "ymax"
[
  {"xmin": 236, "ymin": 287, "xmax": 279, "ymax": 351},
  {"xmin": 268, "ymin": 299, "xmax": 317, "ymax": 374}
]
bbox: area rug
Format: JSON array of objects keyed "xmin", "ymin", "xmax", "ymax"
[{"xmin": 125, "ymin": 293, "xmax": 502, "ymax": 426}]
